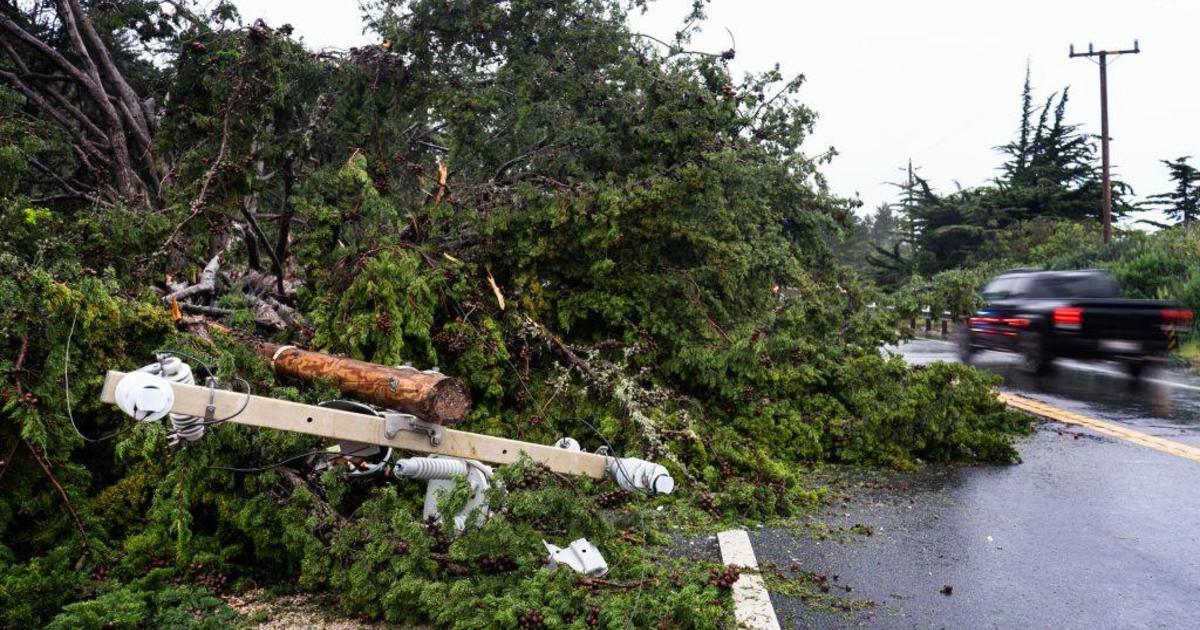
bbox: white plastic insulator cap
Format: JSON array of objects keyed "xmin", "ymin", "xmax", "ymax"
[
  {"xmin": 554, "ymin": 437, "xmax": 581, "ymax": 451},
  {"xmin": 114, "ymin": 371, "xmax": 175, "ymax": 422},
  {"xmin": 609, "ymin": 457, "xmax": 675, "ymax": 496}
]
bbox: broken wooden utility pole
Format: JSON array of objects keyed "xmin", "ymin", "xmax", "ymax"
[
  {"xmin": 99, "ymin": 369, "xmax": 674, "ymax": 494},
  {"xmin": 248, "ymin": 341, "xmax": 472, "ymax": 426},
  {"xmin": 1069, "ymin": 40, "xmax": 1141, "ymax": 244}
]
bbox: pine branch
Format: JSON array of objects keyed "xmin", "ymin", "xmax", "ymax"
[{"xmin": 24, "ymin": 440, "xmax": 92, "ymax": 556}]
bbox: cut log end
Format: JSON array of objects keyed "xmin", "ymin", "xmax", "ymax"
[{"xmin": 429, "ymin": 378, "xmax": 472, "ymax": 425}]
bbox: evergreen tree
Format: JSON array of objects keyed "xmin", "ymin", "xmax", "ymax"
[
  {"xmin": 839, "ymin": 201, "xmax": 912, "ymax": 287},
  {"xmin": 1146, "ymin": 157, "xmax": 1199, "ymax": 225},
  {"xmin": 897, "ymin": 69, "xmax": 1133, "ymax": 274},
  {"xmin": 0, "ymin": 3, "xmax": 1035, "ymax": 626},
  {"xmin": 995, "ymin": 83, "xmax": 1112, "ymax": 222}
]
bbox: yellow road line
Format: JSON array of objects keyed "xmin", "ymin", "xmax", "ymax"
[{"xmin": 997, "ymin": 391, "xmax": 1200, "ymax": 464}]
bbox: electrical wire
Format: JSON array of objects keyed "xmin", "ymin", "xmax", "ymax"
[
  {"xmin": 210, "ymin": 444, "xmax": 378, "ymax": 474},
  {"xmin": 64, "ymin": 308, "xmax": 135, "ymax": 443},
  {"xmin": 576, "ymin": 417, "xmax": 653, "ymax": 497},
  {"xmin": 199, "ymin": 377, "xmax": 252, "ymax": 426},
  {"xmin": 146, "ymin": 350, "xmax": 250, "ymax": 438},
  {"xmin": 209, "ymin": 449, "xmax": 331, "ymax": 473},
  {"xmin": 152, "ymin": 348, "xmax": 216, "ymax": 380}
]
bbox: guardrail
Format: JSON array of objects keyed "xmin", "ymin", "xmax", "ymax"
[
  {"xmin": 869, "ymin": 303, "xmax": 959, "ymax": 337},
  {"xmin": 910, "ymin": 307, "xmax": 957, "ymax": 337}
]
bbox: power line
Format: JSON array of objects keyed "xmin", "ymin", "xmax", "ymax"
[{"xmin": 1069, "ymin": 40, "xmax": 1141, "ymax": 244}]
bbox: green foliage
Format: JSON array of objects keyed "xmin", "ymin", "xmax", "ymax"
[
  {"xmin": 310, "ymin": 249, "xmax": 438, "ymax": 366},
  {"xmin": 319, "ymin": 465, "xmax": 732, "ymax": 628},
  {"xmin": 1101, "ymin": 225, "xmax": 1200, "ymax": 313},
  {"xmin": 894, "ymin": 266, "xmax": 994, "ymax": 319},
  {"xmin": 1145, "ymin": 157, "xmax": 1199, "ymax": 226},
  {"xmin": 46, "ymin": 571, "xmax": 238, "ymax": 630},
  {"xmin": 0, "ymin": 0, "xmax": 1034, "ymax": 626},
  {"xmin": 854, "ymin": 68, "xmax": 1137, "ymax": 279}
]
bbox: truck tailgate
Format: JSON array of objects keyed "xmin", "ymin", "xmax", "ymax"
[{"xmin": 1072, "ymin": 299, "xmax": 1173, "ymax": 341}]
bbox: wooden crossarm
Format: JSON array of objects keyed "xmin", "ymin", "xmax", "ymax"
[{"xmin": 99, "ymin": 370, "xmax": 609, "ymax": 478}]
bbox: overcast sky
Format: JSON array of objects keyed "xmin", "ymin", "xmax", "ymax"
[{"xmin": 232, "ymin": 0, "xmax": 1199, "ymax": 224}]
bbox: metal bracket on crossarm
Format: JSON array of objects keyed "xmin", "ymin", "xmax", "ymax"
[{"xmin": 383, "ymin": 411, "xmax": 445, "ymax": 446}]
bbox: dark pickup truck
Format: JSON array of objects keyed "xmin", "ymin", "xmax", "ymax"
[{"xmin": 959, "ymin": 269, "xmax": 1193, "ymax": 377}]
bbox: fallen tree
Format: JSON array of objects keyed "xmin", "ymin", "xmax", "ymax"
[{"xmin": 0, "ymin": 1, "xmax": 1030, "ymax": 627}]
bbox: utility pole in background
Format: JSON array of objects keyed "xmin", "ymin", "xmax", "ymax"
[{"xmin": 1070, "ymin": 41, "xmax": 1140, "ymax": 244}]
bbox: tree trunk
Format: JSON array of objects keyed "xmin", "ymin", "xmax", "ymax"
[{"xmin": 249, "ymin": 341, "xmax": 472, "ymax": 425}]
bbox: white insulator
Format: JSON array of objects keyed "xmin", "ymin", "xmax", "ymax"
[
  {"xmin": 170, "ymin": 411, "xmax": 206, "ymax": 443},
  {"xmin": 138, "ymin": 357, "xmax": 204, "ymax": 443},
  {"xmin": 114, "ymin": 371, "xmax": 175, "ymax": 422},
  {"xmin": 393, "ymin": 456, "xmax": 493, "ymax": 531},
  {"xmin": 554, "ymin": 437, "xmax": 581, "ymax": 451},
  {"xmin": 609, "ymin": 457, "xmax": 675, "ymax": 495},
  {"xmin": 157, "ymin": 356, "xmax": 195, "ymax": 385},
  {"xmin": 393, "ymin": 456, "xmax": 470, "ymax": 480}
]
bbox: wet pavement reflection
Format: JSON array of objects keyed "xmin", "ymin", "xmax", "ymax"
[
  {"xmin": 894, "ymin": 338, "xmax": 1200, "ymax": 439},
  {"xmin": 756, "ymin": 339, "xmax": 1200, "ymax": 629}
]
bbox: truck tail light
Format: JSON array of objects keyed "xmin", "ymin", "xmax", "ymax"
[
  {"xmin": 1002, "ymin": 318, "xmax": 1031, "ymax": 327},
  {"xmin": 1053, "ymin": 307, "xmax": 1082, "ymax": 330},
  {"xmin": 1163, "ymin": 309, "xmax": 1194, "ymax": 324}
]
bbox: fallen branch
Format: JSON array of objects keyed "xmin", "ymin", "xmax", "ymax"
[
  {"xmin": 277, "ymin": 467, "xmax": 348, "ymax": 528},
  {"xmin": 0, "ymin": 440, "xmax": 21, "ymax": 484},
  {"xmin": 273, "ymin": 154, "xmax": 296, "ymax": 296},
  {"xmin": 430, "ymin": 158, "xmax": 448, "ymax": 205},
  {"xmin": 178, "ymin": 303, "xmax": 233, "ymax": 317},
  {"xmin": 15, "ymin": 335, "xmax": 28, "ymax": 375},
  {"xmin": 25, "ymin": 439, "xmax": 91, "ymax": 556},
  {"xmin": 486, "ymin": 267, "xmax": 506, "ymax": 311},
  {"xmin": 161, "ymin": 250, "xmax": 223, "ymax": 304},
  {"xmin": 247, "ymin": 294, "xmax": 289, "ymax": 330},
  {"xmin": 526, "ymin": 316, "xmax": 597, "ymax": 380},
  {"xmin": 238, "ymin": 204, "xmax": 286, "ymax": 284}
]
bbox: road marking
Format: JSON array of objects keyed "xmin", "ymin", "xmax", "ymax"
[
  {"xmin": 998, "ymin": 391, "xmax": 1200, "ymax": 464},
  {"xmin": 717, "ymin": 529, "xmax": 781, "ymax": 630},
  {"xmin": 1049, "ymin": 358, "xmax": 1200, "ymax": 393},
  {"xmin": 1143, "ymin": 378, "xmax": 1200, "ymax": 393}
]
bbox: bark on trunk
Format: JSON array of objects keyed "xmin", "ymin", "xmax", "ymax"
[{"xmin": 249, "ymin": 341, "xmax": 472, "ymax": 425}]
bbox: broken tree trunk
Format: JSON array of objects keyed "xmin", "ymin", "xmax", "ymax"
[{"xmin": 248, "ymin": 341, "xmax": 471, "ymax": 426}]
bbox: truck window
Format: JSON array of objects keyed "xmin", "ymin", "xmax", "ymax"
[
  {"xmin": 981, "ymin": 277, "xmax": 1015, "ymax": 300},
  {"xmin": 1029, "ymin": 273, "xmax": 1121, "ymax": 299}
]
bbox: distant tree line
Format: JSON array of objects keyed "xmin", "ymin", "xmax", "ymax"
[{"xmin": 842, "ymin": 67, "xmax": 1198, "ymax": 287}]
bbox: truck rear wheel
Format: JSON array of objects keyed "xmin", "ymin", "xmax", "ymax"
[
  {"xmin": 1124, "ymin": 359, "xmax": 1148, "ymax": 381},
  {"xmin": 956, "ymin": 327, "xmax": 977, "ymax": 363},
  {"xmin": 1020, "ymin": 332, "xmax": 1054, "ymax": 375}
]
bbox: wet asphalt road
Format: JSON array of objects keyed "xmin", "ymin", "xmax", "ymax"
[{"xmin": 753, "ymin": 339, "xmax": 1200, "ymax": 629}]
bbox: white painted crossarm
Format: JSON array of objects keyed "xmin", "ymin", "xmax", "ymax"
[{"xmin": 99, "ymin": 370, "xmax": 609, "ymax": 478}]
